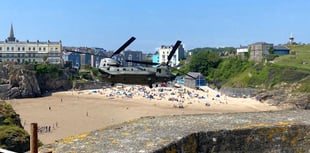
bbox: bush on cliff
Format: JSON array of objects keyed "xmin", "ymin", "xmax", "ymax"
[
  {"xmin": 0, "ymin": 125, "xmax": 30, "ymax": 152},
  {"xmin": 34, "ymin": 64, "xmax": 62, "ymax": 78},
  {"xmin": 0, "ymin": 102, "xmax": 30, "ymax": 152}
]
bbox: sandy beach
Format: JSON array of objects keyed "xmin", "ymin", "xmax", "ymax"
[{"xmin": 7, "ymin": 85, "xmax": 281, "ymax": 144}]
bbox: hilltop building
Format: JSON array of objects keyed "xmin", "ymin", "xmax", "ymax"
[
  {"xmin": 236, "ymin": 46, "xmax": 249, "ymax": 59},
  {"xmin": 158, "ymin": 43, "xmax": 185, "ymax": 67},
  {"xmin": 289, "ymin": 33, "xmax": 295, "ymax": 45},
  {"xmin": 249, "ymin": 42, "xmax": 273, "ymax": 62},
  {"xmin": 0, "ymin": 24, "xmax": 62, "ymax": 64},
  {"xmin": 273, "ymin": 45, "xmax": 290, "ymax": 55}
]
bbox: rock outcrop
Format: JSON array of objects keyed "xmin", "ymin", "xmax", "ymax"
[
  {"xmin": 7, "ymin": 65, "xmax": 41, "ymax": 98},
  {"xmin": 0, "ymin": 64, "xmax": 73, "ymax": 99},
  {"xmin": 255, "ymin": 88, "xmax": 310, "ymax": 110},
  {"xmin": 0, "ymin": 101, "xmax": 30, "ymax": 152}
]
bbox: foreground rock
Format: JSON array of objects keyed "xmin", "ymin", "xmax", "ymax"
[
  {"xmin": 0, "ymin": 101, "xmax": 30, "ymax": 152},
  {"xmin": 40, "ymin": 110, "xmax": 310, "ymax": 153}
]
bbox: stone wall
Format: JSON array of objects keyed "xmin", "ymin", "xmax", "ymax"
[
  {"xmin": 220, "ymin": 87, "xmax": 258, "ymax": 98},
  {"xmin": 73, "ymin": 81, "xmax": 109, "ymax": 90},
  {"xmin": 39, "ymin": 110, "xmax": 310, "ymax": 153},
  {"xmin": 156, "ymin": 124, "xmax": 310, "ymax": 153}
]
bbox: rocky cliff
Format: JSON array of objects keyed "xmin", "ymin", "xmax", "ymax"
[{"xmin": 0, "ymin": 64, "xmax": 73, "ymax": 99}]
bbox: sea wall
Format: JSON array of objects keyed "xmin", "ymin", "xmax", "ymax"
[
  {"xmin": 73, "ymin": 81, "xmax": 108, "ymax": 90},
  {"xmin": 39, "ymin": 110, "xmax": 310, "ymax": 153}
]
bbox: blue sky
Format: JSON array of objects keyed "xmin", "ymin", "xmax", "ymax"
[{"xmin": 0, "ymin": 0, "xmax": 309, "ymax": 52}]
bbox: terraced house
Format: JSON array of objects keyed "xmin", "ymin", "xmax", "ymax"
[{"xmin": 0, "ymin": 24, "xmax": 62, "ymax": 64}]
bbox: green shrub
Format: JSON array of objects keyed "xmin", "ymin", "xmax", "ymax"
[{"xmin": 0, "ymin": 125, "xmax": 30, "ymax": 152}]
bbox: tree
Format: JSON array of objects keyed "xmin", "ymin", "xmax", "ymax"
[{"xmin": 187, "ymin": 51, "xmax": 221, "ymax": 76}]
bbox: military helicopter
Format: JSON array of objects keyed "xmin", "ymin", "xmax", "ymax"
[{"xmin": 98, "ymin": 38, "xmax": 182, "ymax": 88}]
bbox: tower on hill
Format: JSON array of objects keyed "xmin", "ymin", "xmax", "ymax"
[{"xmin": 289, "ymin": 33, "xmax": 294, "ymax": 45}]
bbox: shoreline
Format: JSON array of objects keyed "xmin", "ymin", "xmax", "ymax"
[{"xmin": 7, "ymin": 85, "xmax": 283, "ymax": 144}]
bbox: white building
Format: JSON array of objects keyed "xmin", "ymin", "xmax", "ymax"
[
  {"xmin": 236, "ymin": 46, "xmax": 249, "ymax": 56},
  {"xmin": 0, "ymin": 24, "xmax": 62, "ymax": 64},
  {"xmin": 158, "ymin": 43, "xmax": 185, "ymax": 67}
]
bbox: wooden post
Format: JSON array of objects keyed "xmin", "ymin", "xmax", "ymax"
[{"xmin": 30, "ymin": 123, "xmax": 38, "ymax": 153}]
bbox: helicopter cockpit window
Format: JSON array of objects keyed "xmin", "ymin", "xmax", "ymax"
[{"xmin": 157, "ymin": 69, "xmax": 161, "ymax": 73}]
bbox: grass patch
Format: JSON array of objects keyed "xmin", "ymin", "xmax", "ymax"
[
  {"xmin": 223, "ymin": 64, "xmax": 310, "ymax": 89},
  {"xmin": 274, "ymin": 44, "xmax": 310, "ymax": 71}
]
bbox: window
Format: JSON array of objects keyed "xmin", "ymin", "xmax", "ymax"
[
  {"xmin": 22, "ymin": 47, "xmax": 25, "ymax": 51},
  {"xmin": 7, "ymin": 47, "xmax": 9, "ymax": 51},
  {"xmin": 0, "ymin": 47, "xmax": 2, "ymax": 51},
  {"xmin": 28, "ymin": 47, "xmax": 31, "ymax": 51},
  {"xmin": 11, "ymin": 47, "xmax": 14, "ymax": 51},
  {"xmin": 43, "ymin": 48, "xmax": 46, "ymax": 51},
  {"xmin": 39, "ymin": 47, "xmax": 41, "ymax": 51},
  {"xmin": 33, "ymin": 47, "xmax": 35, "ymax": 51},
  {"xmin": 18, "ymin": 47, "xmax": 20, "ymax": 51}
]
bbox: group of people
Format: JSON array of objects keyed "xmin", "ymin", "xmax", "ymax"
[
  {"xmin": 37, "ymin": 123, "xmax": 58, "ymax": 134},
  {"xmin": 88, "ymin": 84, "xmax": 225, "ymax": 107}
]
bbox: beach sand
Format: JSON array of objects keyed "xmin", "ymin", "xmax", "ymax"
[{"xmin": 7, "ymin": 85, "xmax": 281, "ymax": 144}]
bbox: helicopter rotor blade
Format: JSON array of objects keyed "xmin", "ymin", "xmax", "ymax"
[
  {"xmin": 64, "ymin": 48, "xmax": 106, "ymax": 58},
  {"xmin": 111, "ymin": 36, "xmax": 136, "ymax": 57},
  {"xmin": 126, "ymin": 60, "xmax": 159, "ymax": 65},
  {"xmin": 166, "ymin": 40, "xmax": 182, "ymax": 66}
]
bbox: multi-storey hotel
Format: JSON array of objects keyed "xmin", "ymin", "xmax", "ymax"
[
  {"xmin": 158, "ymin": 43, "xmax": 185, "ymax": 67},
  {"xmin": 0, "ymin": 24, "xmax": 62, "ymax": 64}
]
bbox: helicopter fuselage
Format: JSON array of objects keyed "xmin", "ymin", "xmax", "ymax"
[{"xmin": 98, "ymin": 58, "xmax": 176, "ymax": 87}]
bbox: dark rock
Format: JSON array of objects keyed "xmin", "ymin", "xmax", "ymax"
[{"xmin": 0, "ymin": 102, "xmax": 30, "ymax": 152}]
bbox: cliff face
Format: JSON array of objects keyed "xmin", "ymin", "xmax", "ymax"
[
  {"xmin": 0, "ymin": 64, "xmax": 72, "ymax": 99},
  {"xmin": 7, "ymin": 65, "xmax": 41, "ymax": 98}
]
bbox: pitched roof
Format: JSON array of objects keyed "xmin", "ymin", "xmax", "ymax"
[
  {"xmin": 185, "ymin": 72, "xmax": 204, "ymax": 79},
  {"xmin": 273, "ymin": 45, "xmax": 290, "ymax": 50}
]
